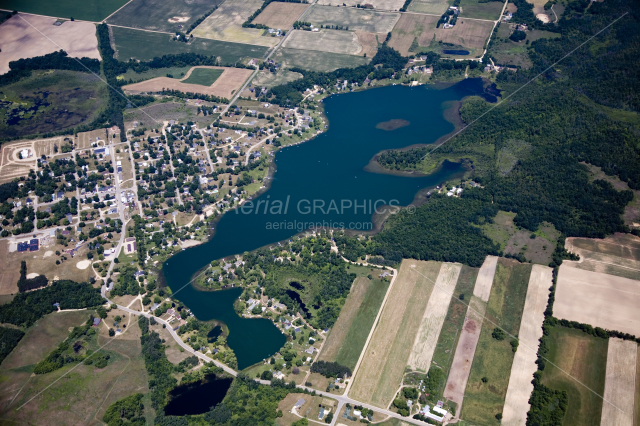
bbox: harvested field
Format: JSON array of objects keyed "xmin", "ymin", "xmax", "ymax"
[
  {"xmin": 407, "ymin": 263, "xmax": 461, "ymax": 372},
  {"xmin": 600, "ymin": 338, "xmax": 636, "ymax": 426},
  {"xmin": 123, "ymin": 66, "xmax": 253, "ymax": 100},
  {"xmin": 408, "ymin": 0, "xmax": 450, "ymax": 15},
  {"xmin": 306, "ymin": 5, "xmax": 400, "ymax": 33},
  {"xmin": 112, "ymin": 26, "xmax": 269, "ymax": 63},
  {"xmin": 568, "ymin": 236, "xmax": 640, "ymax": 261},
  {"xmin": 501, "ymin": 265, "xmax": 552, "ymax": 426},
  {"xmin": 253, "ymin": 2, "xmax": 309, "ymax": 29},
  {"xmin": 389, "ymin": 13, "xmax": 493, "ymax": 57},
  {"xmin": 320, "ymin": 277, "xmax": 372, "ymax": 363},
  {"xmin": 106, "ymin": 0, "xmax": 223, "ymax": 33},
  {"xmin": 317, "ymin": 0, "xmax": 406, "ymax": 10},
  {"xmin": 0, "ymin": 14, "xmax": 100, "ymax": 75},
  {"xmin": 1, "ymin": 0, "xmax": 129, "ymax": 22},
  {"xmin": 355, "ymin": 31, "xmax": 383, "ymax": 57},
  {"xmin": 350, "ymin": 259, "xmax": 441, "ymax": 408},
  {"xmin": 274, "ymin": 48, "xmax": 370, "ymax": 71},
  {"xmin": 555, "ymin": 265, "xmax": 640, "ymax": 337},
  {"xmin": 252, "ymin": 69, "xmax": 303, "ymax": 87},
  {"xmin": 541, "ymin": 326, "xmax": 608, "ymax": 425},
  {"xmin": 191, "ymin": 0, "xmax": 279, "ymax": 47},
  {"xmin": 283, "ymin": 29, "xmax": 363, "ymax": 55},
  {"xmin": 443, "ymin": 257, "xmax": 498, "ymax": 409}
]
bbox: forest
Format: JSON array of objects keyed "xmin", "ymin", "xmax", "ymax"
[
  {"xmin": 0, "ymin": 326, "xmax": 24, "ymax": 364},
  {"xmin": 0, "ymin": 50, "xmax": 100, "ymax": 87}
]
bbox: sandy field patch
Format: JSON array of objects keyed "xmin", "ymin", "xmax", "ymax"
[
  {"xmin": 26, "ymin": 273, "xmax": 39, "ymax": 279},
  {"xmin": 555, "ymin": 265, "xmax": 640, "ymax": 336},
  {"xmin": 0, "ymin": 14, "xmax": 101, "ymax": 75},
  {"xmin": 501, "ymin": 265, "xmax": 552, "ymax": 426},
  {"xmin": 355, "ymin": 31, "xmax": 382, "ymax": 57},
  {"xmin": 253, "ymin": 2, "xmax": 309, "ymax": 29},
  {"xmin": 474, "ymin": 255, "xmax": 498, "ymax": 302},
  {"xmin": 407, "ymin": 263, "xmax": 461, "ymax": 371},
  {"xmin": 306, "ymin": 5, "xmax": 400, "ymax": 33},
  {"xmin": 168, "ymin": 16, "xmax": 190, "ymax": 23},
  {"xmin": 317, "ymin": 0, "xmax": 406, "ymax": 10},
  {"xmin": 123, "ymin": 66, "xmax": 253, "ymax": 100},
  {"xmin": 536, "ymin": 13, "xmax": 550, "ymax": 23},
  {"xmin": 283, "ymin": 30, "xmax": 363, "ymax": 55},
  {"xmin": 319, "ymin": 277, "xmax": 370, "ymax": 362},
  {"xmin": 43, "ymin": 251, "xmax": 54, "ymax": 258},
  {"xmin": 76, "ymin": 260, "xmax": 91, "ymax": 270},
  {"xmin": 600, "ymin": 338, "xmax": 637, "ymax": 426}
]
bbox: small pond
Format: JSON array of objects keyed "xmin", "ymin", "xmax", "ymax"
[
  {"xmin": 285, "ymin": 289, "xmax": 310, "ymax": 318},
  {"xmin": 164, "ymin": 374, "xmax": 233, "ymax": 416},
  {"xmin": 207, "ymin": 325, "xmax": 222, "ymax": 343},
  {"xmin": 443, "ymin": 49, "xmax": 470, "ymax": 55}
]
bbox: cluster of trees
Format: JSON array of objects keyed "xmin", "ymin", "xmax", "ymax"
[
  {"xmin": 138, "ymin": 316, "xmax": 177, "ymax": 412},
  {"xmin": 0, "ymin": 280, "xmax": 104, "ymax": 327},
  {"xmin": 160, "ymin": 89, "xmax": 229, "ymax": 104},
  {"xmin": 310, "ymin": 360, "xmax": 351, "ymax": 378},
  {"xmin": 103, "ymin": 393, "xmax": 145, "ymax": 426},
  {"xmin": 17, "ymin": 261, "xmax": 48, "ymax": 292},
  {"xmin": 96, "ymin": 24, "xmax": 127, "ymax": 140},
  {"xmin": 0, "ymin": 50, "xmax": 100, "ymax": 87},
  {"xmin": 0, "ymin": 326, "xmax": 24, "ymax": 364},
  {"xmin": 377, "ymin": 147, "xmax": 428, "ymax": 170}
]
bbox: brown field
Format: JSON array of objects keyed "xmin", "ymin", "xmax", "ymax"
[
  {"xmin": 443, "ymin": 256, "xmax": 498, "ymax": 407},
  {"xmin": 407, "ymin": 263, "xmax": 461, "ymax": 372},
  {"xmin": 501, "ymin": 265, "xmax": 552, "ymax": 425},
  {"xmin": 600, "ymin": 338, "xmax": 637, "ymax": 426},
  {"xmin": 253, "ymin": 2, "xmax": 309, "ymax": 29},
  {"xmin": 635, "ymin": 345, "xmax": 640, "ymax": 425},
  {"xmin": 356, "ymin": 31, "xmax": 383, "ymax": 57},
  {"xmin": 555, "ymin": 265, "xmax": 640, "ymax": 336},
  {"xmin": 283, "ymin": 29, "xmax": 363, "ymax": 55},
  {"xmin": 77, "ymin": 129, "xmax": 109, "ymax": 150},
  {"xmin": 350, "ymin": 259, "xmax": 441, "ymax": 408},
  {"xmin": 319, "ymin": 277, "xmax": 371, "ymax": 362},
  {"xmin": 317, "ymin": 0, "xmax": 406, "ymax": 10},
  {"xmin": 566, "ymin": 235, "xmax": 640, "ymax": 281},
  {"xmin": 569, "ymin": 236, "xmax": 640, "ymax": 262},
  {"xmin": 0, "ymin": 14, "xmax": 101, "ymax": 74},
  {"xmin": 389, "ymin": 13, "xmax": 494, "ymax": 57},
  {"xmin": 123, "ymin": 66, "xmax": 253, "ymax": 100}
]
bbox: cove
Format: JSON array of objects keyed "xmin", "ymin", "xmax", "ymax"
[
  {"xmin": 163, "ymin": 78, "xmax": 493, "ymax": 369},
  {"xmin": 164, "ymin": 374, "xmax": 233, "ymax": 416}
]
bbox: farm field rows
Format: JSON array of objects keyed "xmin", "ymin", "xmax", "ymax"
[
  {"xmin": 253, "ymin": 2, "xmax": 309, "ymax": 29},
  {"xmin": 190, "ymin": 0, "xmax": 279, "ymax": 47},
  {"xmin": 501, "ymin": 264, "xmax": 552, "ymax": 425},
  {"xmin": 350, "ymin": 259, "xmax": 442, "ymax": 408},
  {"xmin": 111, "ymin": 26, "xmax": 269, "ymax": 63},
  {"xmin": 460, "ymin": 259, "xmax": 531, "ymax": 424},
  {"xmin": 106, "ymin": 0, "xmax": 222, "ymax": 33},
  {"xmin": 600, "ymin": 338, "xmax": 636, "ymax": 426},
  {"xmin": 305, "ymin": 5, "xmax": 400, "ymax": 33},
  {"xmin": 274, "ymin": 48, "xmax": 370, "ymax": 72},
  {"xmin": 0, "ymin": 0, "xmax": 130, "ymax": 22}
]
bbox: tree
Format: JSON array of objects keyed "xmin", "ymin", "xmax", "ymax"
[
  {"xmin": 109, "ymin": 328, "xmax": 115, "ymax": 336},
  {"xmin": 97, "ymin": 306, "xmax": 107, "ymax": 319},
  {"xmin": 509, "ymin": 30, "xmax": 526, "ymax": 42}
]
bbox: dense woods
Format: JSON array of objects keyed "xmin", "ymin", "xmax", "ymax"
[
  {"xmin": 0, "ymin": 280, "xmax": 104, "ymax": 327},
  {"xmin": 103, "ymin": 393, "xmax": 145, "ymax": 426},
  {"xmin": 0, "ymin": 326, "xmax": 25, "ymax": 364},
  {"xmin": 310, "ymin": 360, "xmax": 352, "ymax": 378},
  {"xmin": 0, "ymin": 50, "xmax": 100, "ymax": 87}
]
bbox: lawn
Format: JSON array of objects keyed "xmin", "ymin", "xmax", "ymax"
[
  {"xmin": 182, "ymin": 68, "xmax": 224, "ymax": 86},
  {"xmin": 461, "ymin": 259, "xmax": 532, "ymax": 424},
  {"xmin": 111, "ymin": 26, "xmax": 269, "ymax": 63},
  {"xmin": 540, "ymin": 326, "xmax": 608, "ymax": 426},
  {"xmin": 0, "ymin": 0, "xmax": 130, "ymax": 21}
]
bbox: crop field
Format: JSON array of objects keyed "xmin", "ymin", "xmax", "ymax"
[
  {"xmin": 0, "ymin": 0, "xmax": 129, "ymax": 22},
  {"xmin": 252, "ymin": 69, "xmax": 303, "ymax": 87},
  {"xmin": 443, "ymin": 256, "xmax": 497, "ymax": 408},
  {"xmin": 458, "ymin": 0, "xmax": 505, "ymax": 20},
  {"xmin": 274, "ymin": 48, "xmax": 370, "ymax": 71},
  {"xmin": 636, "ymin": 345, "xmax": 640, "ymax": 425},
  {"xmin": 111, "ymin": 26, "xmax": 269, "ymax": 63},
  {"xmin": 541, "ymin": 326, "xmax": 608, "ymax": 426},
  {"xmin": 502, "ymin": 265, "xmax": 552, "ymax": 425},
  {"xmin": 253, "ymin": 2, "xmax": 309, "ymax": 29},
  {"xmin": 600, "ymin": 338, "xmax": 637, "ymax": 426},
  {"xmin": 355, "ymin": 31, "xmax": 382, "ymax": 57},
  {"xmin": 0, "ymin": 15, "xmax": 100, "ymax": 75},
  {"xmin": 317, "ymin": 0, "xmax": 405, "ymax": 10},
  {"xmin": 123, "ymin": 66, "xmax": 253, "ymax": 99},
  {"xmin": 181, "ymin": 67, "xmax": 224, "ymax": 86},
  {"xmin": 191, "ymin": 0, "xmax": 279, "ymax": 47},
  {"xmin": 0, "ymin": 70, "xmax": 107, "ymax": 140},
  {"xmin": 306, "ymin": 5, "xmax": 400, "ymax": 33},
  {"xmin": 350, "ymin": 260, "xmax": 441, "ymax": 408},
  {"xmin": 283, "ymin": 29, "xmax": 363, "ymax": 55},
  {"xmin": 461, "ymin": 259, "xmax": 532, "ymax": 424},
  {"xmin": 408, "ymin": 0, "xmax": 451, "ymax": 15},
  {"xmin": 555, "ymin": 265, "xmax": 640, "ymax": 336},
  {"xmin": 389, "ymin": 13, "xmax": 494, "ymax": 57},
  {"xmin": 106, "ymin": 0, "xmax": 222, "ymax": 33},
  {"xmin": 407, "ymin": 263, "xmax": 461, "ymax": 372}
]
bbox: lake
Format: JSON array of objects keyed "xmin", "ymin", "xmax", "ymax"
[{"xmin": 163, "ymin": 78, "xmax": 494, "ymax": 369}]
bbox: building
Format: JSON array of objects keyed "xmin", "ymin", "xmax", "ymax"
[
  {"xmin": 124, "ymin": 237, "xmax": 137, "ymax": 255},
  {"xmin": 293, "ymin": 398, "xmax": 305, "ymax": 410}
]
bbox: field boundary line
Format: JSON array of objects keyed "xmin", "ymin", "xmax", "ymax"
[
  {"xmin": 401, "ymin": 10, "xmax": 497, "ymax": 22},
  {"xmin": 102, "ymin": 0, "xmax": 136, "ymax": 22},
  {"xmin": 408, "ymin": 263, "xmax": 627, "ymax": 415},
  {"xmin": 107, "ymin": 24, "xmax": 173, "ymax": 35},
  {"xmin": 0, "ymin": 9, "xmax": 99, "ymax": 23}
]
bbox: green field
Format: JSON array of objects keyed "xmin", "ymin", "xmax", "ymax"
[
  {"xmin": 107, "ymin": 0, "xmax": 223, "ymax": 33},
  {"xmin": 0, "ymin": 70, "xmax": 107, "ymax": 139},
  {"xmin": 541, "ymin": 326, "xmax": 608, "ymax": 426},
  {"xmin": 334, "ymin": 278, "xmax": 390, "ymax": 370},
  {"xmin": 118, "ymin": 66, "xmax": 194, "ymax": 83},
  {"xmin": 431, "ymin": 265, "xmax": 479, "ymax": 385},
  {"xmin": 408, "ymin": 0, "xmax": 452, "ymax": 14},
  {"xmin": 0, "ymin": 0, "xmax": 129, "ymax": 21},
  {"xmin": 252, "ymin": 69, "xmax": 303, "ymax": 88},
  {"xmin": 112, "ymin": 26, "xmax": 269, "ymax": 63},
  {"xmin": 458, "ymin": 0, "xmax": 504, "ymax": 20},
  {"xmin": 461, "ymin": 260, "xmax": 532, "ymax": 424},
  {"xmin": 274, "ymin": 48, "xmax": 370, "ymax": 72},
  {"xmin": 182, "ymin": 68, "xmax": 224, "ymax": 86}
]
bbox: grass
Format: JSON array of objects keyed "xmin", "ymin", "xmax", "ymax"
[
  {"xmin": 461, "ymin": 259, "xmax": 532, "ymax": 424},
  {"xmin": 1, "ymin": 0, "xmax": 130, "ymax": 21},
  {"xmin": 274, "ymin": 48, "xmax": 370, "ymax": 72},
  {"xmin": 431, "ymin": 265, "xmax": 479, "ymax": 383},
  {"xmin": 540, "ymin": 326, "xmax": 608, "ymax": 426},
  {"xmin": 458, "ymin": 0, "xmax": 504, "ymax": 20},
  {"xmin": 182, "ymin": 68, "xmax": 224, "ymax": 86},
  {"xmin": 118, "ymin": 66, "xmax": 194, "ymax": 83},
  {"xmin": 112, "ymin": 26, "xmax": 269, "ymax": 63},
  {"xmin": 252, "ymin": 70, "xmax": 303, "ymax": 88},
  {"xmin": 335, "ymin": 278, "xmax": 390, "ymax": 370}
]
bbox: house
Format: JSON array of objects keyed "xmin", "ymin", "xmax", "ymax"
[
  {"xmin": 167, "ymin": 309, "xmax": 176, "ymax": 317},
  {"xmin": 318, "ymin": 408, "xmax": 326, "ymax": 420},
  {"xmin": 93, "ymin": 318, "xmax": 101, "ymax": 326},
  {"xmin": 293, "ymin": 398, "xmax": 305, "ymax": 410}
]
